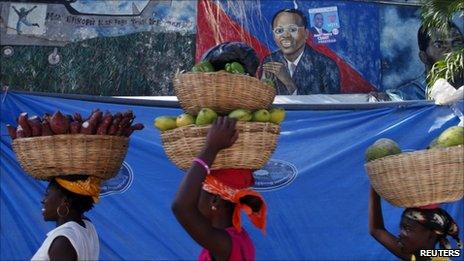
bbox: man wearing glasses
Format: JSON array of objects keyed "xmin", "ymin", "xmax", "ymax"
[{"xmin": 261, "ymin": 8, "xmax": 340, "ymax": 95}]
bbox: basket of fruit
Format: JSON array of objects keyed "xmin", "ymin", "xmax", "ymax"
[
  {"xmin": 364, "ymin": 126, "xmax": 464, "ymax": 208},
  {"xmin": 173, "ymin": 61, "xmax": 276, "ymax": 115},
  {"xmin": 7, "ymin": 109, "xmax": 144, "ymax": 180},
  {"xmin": 155, "ymin": 107, "xmax": 285, "ymax": 170}
]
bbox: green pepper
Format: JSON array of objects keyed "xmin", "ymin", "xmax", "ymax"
[
  {"xmin": 192, "ymin": 61, "xmax": 214, "ymax": 72},
  {"xmin": 225, "ymin": 62, "xmax": 245, "ymax": 74}
]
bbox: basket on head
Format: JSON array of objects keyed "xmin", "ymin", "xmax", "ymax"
[
  {"xmin": 173, "ymin": 72, "xmax": 276, "ymax": 115},
  {"xmin": 161, "ymin": 122, "xmax": 280, "ymax": 170},
  {"xmin": 12, "ymin": 134, "xmax": 129, "ymax": 180},
  {"xmin": 365, "ymin": 145, "xmax": 464, "ymax": 208}
]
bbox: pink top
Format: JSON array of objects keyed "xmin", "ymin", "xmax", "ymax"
[{"xmin": 198, "ymin": 227, "xmax": 255, "ymax": 261}]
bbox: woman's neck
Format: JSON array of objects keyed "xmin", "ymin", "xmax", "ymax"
[
  {"xmin": 211, "ymin": 209, "xmax": 233, "ymax": 229},
  {"xmin": 56, "ymin": 212, "xmax": 84, "ymax": 227}
]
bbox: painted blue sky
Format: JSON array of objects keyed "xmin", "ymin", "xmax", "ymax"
[{"xmin": 70, "ymin": 0, "xmax": 150, "ymax": 15}]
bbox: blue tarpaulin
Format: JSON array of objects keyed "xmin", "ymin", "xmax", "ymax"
[{"xmin": 1, "ymin": 92, "xmax": 463, "ymax": 260}]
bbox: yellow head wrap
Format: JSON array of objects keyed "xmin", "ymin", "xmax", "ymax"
[{"xmin": 55, "ymin": 176, "xmax": 102, "ymax": 203}]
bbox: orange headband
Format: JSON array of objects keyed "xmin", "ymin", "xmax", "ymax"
[
  {"xmin": 202, "ymin": 175, "xmax": 267, "ymax": 234},
  {"xmin": 55, "ymin": 176, "xmax": 102, "ymax": 203}
]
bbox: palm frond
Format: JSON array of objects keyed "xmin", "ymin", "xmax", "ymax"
[
  {"xmin": 427, "ymin": 48, "xmax": 464, "ymax": 99},
  {"xmin": 421, "ymin": 0, "xmax": 464, "ymax": 37}
]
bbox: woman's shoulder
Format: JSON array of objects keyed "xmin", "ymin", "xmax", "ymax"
[{"xmin": 48, "ymin": 220, "xmax": 95, "ymax": 237}]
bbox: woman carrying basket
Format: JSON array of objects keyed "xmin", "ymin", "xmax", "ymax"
[
  {"xmin": 368, "ymin": 187, "xmax": 462, "ymax": 261},
  {"xmin": 31, "ymin": 175, "xmax": 100, "ymax": 261},
  {"xmin": 172, "ymin": 117, "xmax": 267, "ymax": 260}
]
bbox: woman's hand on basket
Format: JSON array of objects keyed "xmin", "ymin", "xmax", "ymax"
[{"xmin": 205, "ymin": 116, "xmax": 239, "ymax": 153}]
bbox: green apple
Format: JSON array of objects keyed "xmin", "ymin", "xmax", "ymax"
[
  {"xmin": 176, "ymin": 113, "xmax": 195, "ymax": 127},
  {"xmin": 196, "ymin": 108, "xmax": 218, "ymax": 126},
  {"xmin": 269, "ymin": 108, "xmax": 286, "ymax": 124},
  {"xmin": 228, "ymin": 109, "xmax": 252, "ymax": 122},
  {"xmin": 436, "ymin": 126, "xmax": 464, "ymax": 148},
  {"xmin": 252, "ymin": 109, "xmax": 271, "ymax": 122}
]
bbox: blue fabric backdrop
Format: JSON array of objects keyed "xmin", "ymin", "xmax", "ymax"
[{"xmin": 1, "ymin": 92, "xmax": 463, "ymax": 260}]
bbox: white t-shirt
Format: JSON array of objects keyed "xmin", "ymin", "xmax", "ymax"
[{"xmin": 31, "ymin": 220, "xmax": 99, "ymax": 261}]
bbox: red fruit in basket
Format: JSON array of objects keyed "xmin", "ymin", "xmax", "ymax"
[
  {"xmin": 88, "ymin": 110, "xmax": 103, "ymax": 127},
  {"xmin": 16, "ymin": 126, "xmax": 26, "ymax": 138},
  {"xmin": 125, "ymin": 123, "xmax": 144, "ymax": 136},
  {"xmin": 43, "ymin": 113, "xmax": 51, "ymax": 122},
  {"xmin": 122, "ymin": 110, "xmax": 134, "ymax": 120},
  {"xmin": 50, "ymin": 111, "xmax": 70, "ymax": 135},
  {"xmin": 117, "ymin": 114, "xmax": 133, "ymax": 136},
  {"xmin": 73, "ymin": 112, "xmax": 83, "ymax": 123},
  {"xmin": 17, "ymin": 112, "xmax": 32, "ymax": 137},
  {"xmin": 28, "ymin": 116, "xmax": 43, "ymax": 137},
  {"xmin": 80, "ymin": 120, "xmax": 97, "ymax": 135},
  {"xmin": 108, "ymin": 113, "xmax": 122, "ymax": 135},
  {"xmin": 96, "ymin": 113, "xmax": 113, "ymax": 135},
  {"xmin": 6, "ymin": 124, "xmax": 17, "ymax": 140},
  {"xmin": 42, "ymin": 119, "xmax": 53, "ymax": 136},
  {"xmin": 70, "ymin": 121, "xmax": 81, "ymax": 134}
]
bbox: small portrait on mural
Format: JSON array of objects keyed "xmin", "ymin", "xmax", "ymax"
[
  {"xmin": 308, "ymin": 6, "xmax": 340, "ymax": 44},
  {"xmin": 7, "ymin": 3, "xmax": 46, "ymax": 35},
  {"xmin": 261, "ymin": 8, "xmax": 341, "ymax": 95}
]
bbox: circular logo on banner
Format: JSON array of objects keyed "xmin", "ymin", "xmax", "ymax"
[
  {"xmin": 252, "ymin": 159, "xmax": 298, "ymax": 191},
  {"xmin": 100, "ymin": 161, "xmax": 134, "ymax": 197}
]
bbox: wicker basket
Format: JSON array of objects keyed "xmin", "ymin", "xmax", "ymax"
[
  {"xmin": 173, "ymin": 72, "xmax": 276, "ymax": 115},
  {"xmin": 365, "ymin": 145, "xmax": 464, "ymax": 208},
  {"xmin": 161, "ymin": 122, "xmax": 280, "ymax": 170},
  {"xmin": 12, "ymin": 134, "xmax": 129, "ymax": 180}
]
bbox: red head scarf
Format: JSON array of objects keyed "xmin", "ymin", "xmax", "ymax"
[{"xmin": 202, "ymin": 169, "xmax": 267, "ymax": 233}]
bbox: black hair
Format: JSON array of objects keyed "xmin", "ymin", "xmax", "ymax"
[
  {"xmin": 418, "ymin": 21, "xmax": 463, "ymax": 52},
  {"xmin": 313, "ymin": 13, "xmax": 323, "ymax": 20},
  {"xmin": 239, "ymin": 195, "xmax": 262, "ymax": 212},
  {"xmin": 48, "ymin": 175, "xmax": 94, "ymax": 213},
  {"xmin": 401, "ymin": 208, "xmax": 462, "ymax": 249},
  {"xmin": 271, "ymin": 8, "xmax": 308, "ymax": 29}
]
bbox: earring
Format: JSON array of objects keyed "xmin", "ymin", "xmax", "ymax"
[
  {"xmin": 211, "ymin": 206, "xmax": 217, "ymax": 211},
  {"xmin": 56, "ymin": 204, "xmax": 69, "ymax": 217}
]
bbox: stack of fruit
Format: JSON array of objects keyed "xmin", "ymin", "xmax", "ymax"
[
  {"xmin": 173, "ymin": 59, "xmax": 276, "ymax": 116},
  {"xmin": 7, "ymin": 109, "xmax": 144, "ymax": 180},
  {"xmin": 155, "ymin": 108, "xmax": 285, "ymax": 131},
  {"xmin": 364, "ymin": 126, "xmax": 463, "ymax": 207},
  {"xmin": 155, "ymin": 58, "xmax": 284, "ymax": 170}
]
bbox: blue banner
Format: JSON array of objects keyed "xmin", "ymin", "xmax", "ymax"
[{"xmin": 1, "ymin": 92, "xmax": 463, "ymax": 260}]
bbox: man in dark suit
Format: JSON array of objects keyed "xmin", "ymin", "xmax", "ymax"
[
  {"xmin": 262, "ymin": 9, "xmax": 340, "ymax": 95},
  {"xmin": 309, "ymin": 13, "xmax": 328, "ymax": 36}
]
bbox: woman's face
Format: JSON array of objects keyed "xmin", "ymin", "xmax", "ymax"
[
  {"xmin": 41, "ymin": 184, "xmax": 65, "ymax": 221},
  {"xmin": 398, "ymin": 217, "xmax": 435, "ymax": 254}
]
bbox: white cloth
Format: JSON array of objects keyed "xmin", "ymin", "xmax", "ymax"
[
  {"xmin": 430, "ymin": 78, "xmax": 464, "ymax": 105},
  {"xmin": 31, "ymin": 220, "xmax": 99, "ymax": 261}
]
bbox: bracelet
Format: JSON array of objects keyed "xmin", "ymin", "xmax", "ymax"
[{"xmin": 193, "ymin": 157, "xmax": 210, "ymax": 175}]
